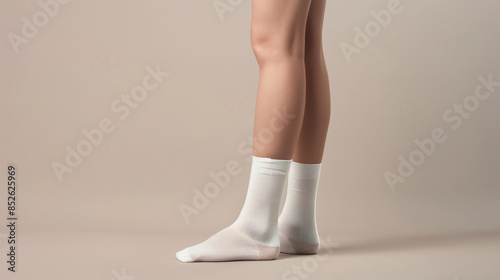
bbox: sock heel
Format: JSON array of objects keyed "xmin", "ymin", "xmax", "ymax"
[
  {"xmin": 279, "ymin": 230, "xmax": 319, "ymax": 255},
  {"xmin": 257, "ymin": 244, "xmax": 280, "ymax": 260}
]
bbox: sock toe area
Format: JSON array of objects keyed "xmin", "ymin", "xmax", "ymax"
[{"xmin": 176, "ymin": 248, "xmax": 194, "ymax": 263}]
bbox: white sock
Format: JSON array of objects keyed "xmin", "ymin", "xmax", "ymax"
[
  {"xmin": 278, "ymin": 161, "xmax": 322, "ymax": 254},
  {"xmin": 176, "ymin": 155, "xmax": 291, "ymax": 262}
]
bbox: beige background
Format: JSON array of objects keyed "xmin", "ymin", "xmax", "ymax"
[{"xmin": 1, "ymin": 0, "xmax": 500, "ymax": 279}]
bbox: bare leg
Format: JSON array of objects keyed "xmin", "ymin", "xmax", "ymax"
[
  {"xmin": 251, "ymin": 0, "xmax": 312, "ymax": 160},
  {"xmin": 293, "ymin": 0, "xmax": 331, "ymax": 164},
  {"xmin": 175, "ymin": 0, "xmax": 313, "ymax": 262},
  {"xmin": 278, "ymin": 0, "xmax": 330, "ymax": 255}
]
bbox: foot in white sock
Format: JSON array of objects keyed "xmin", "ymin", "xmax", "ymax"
[
  {"xmin": 176, "ymin": 156, "xmax": 291, "ymax": 262},
  {"xmin": 278, "ymin": 161, "xmax": 322, "ymax": 254}
]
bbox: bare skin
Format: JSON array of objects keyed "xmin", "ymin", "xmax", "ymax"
[
  {"xmin": 175, "ymin": 0, "xmax": 331, "ymax": 263},
  {"xmin": 251, "ymin": 0, "xmax": 330, "ymax": 164}
]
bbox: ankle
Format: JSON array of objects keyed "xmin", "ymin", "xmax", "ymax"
[
  {"xmin": 232, "ymin": 220, "xmax": 279, "ymax": 247},
  {"xmin": 278, "ymin": 221, "xmax": 319, "ymax": 243}
]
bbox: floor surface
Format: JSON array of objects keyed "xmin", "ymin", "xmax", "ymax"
[{"xmin": 1, "ymin": 230, "xmax": 499, "ymax": 280}]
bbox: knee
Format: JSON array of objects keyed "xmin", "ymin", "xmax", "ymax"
[{"xmin": 250, "ymin": 26, "xmax": 305, "ymax": 66}]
